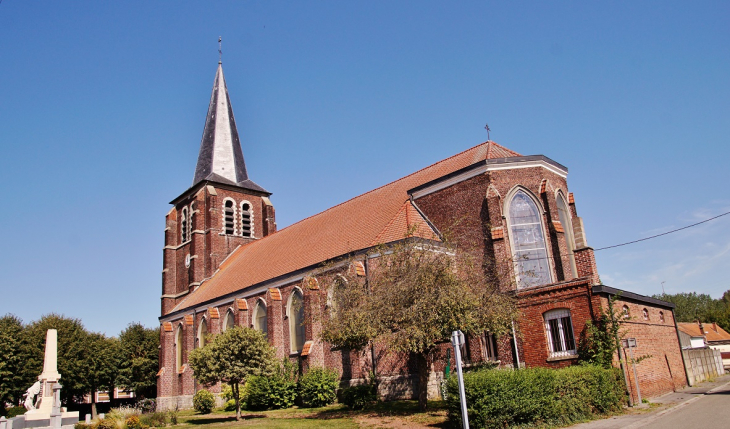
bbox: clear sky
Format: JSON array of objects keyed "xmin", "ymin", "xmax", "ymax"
[{"xmin": 1, "ymin": 1, "xmax": 728, "ymax": 336}]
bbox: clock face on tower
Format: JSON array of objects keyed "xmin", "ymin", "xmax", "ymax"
[{"xmin": 185, "ymin": 254, "xmax": 191, "ymax": 268}]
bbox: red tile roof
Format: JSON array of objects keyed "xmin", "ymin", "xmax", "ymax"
[
  {"xmin": 677, "ymin": 322, "xmax": 730, "ymax": 343},
  {"xmin": 173, "ymin": 141, "xmax": 521, "ymax": 312}
]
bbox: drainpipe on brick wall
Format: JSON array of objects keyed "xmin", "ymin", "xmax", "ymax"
[
  {"xmin": 607, "ymin": 295, "xmax": 633, "ymax": 407},
  {"xmin": 511, "ymin": 320, "xmax": 521, "ymax": 369}
]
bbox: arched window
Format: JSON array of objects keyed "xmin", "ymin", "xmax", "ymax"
[
  {"xmin": 181, "ymin": 207, "xmax": 188, "ymax": 242},
  {"xmin": 198, "ymin": 318, "xmax": 208, "ymax": 348},
  {"xmin": 223, "ymin": 310, "xmax": 235, "ymax": 332},
  {"xmin": 642, "ymin": 308, "xmax": 649, "ymax": 321},
  {"xmin": 223, "ymin": 199, "xmax": 235, "ymax": 235},
  {"xmin": 622, "ymin": 305, "xmax": 630, "ymax": 319},
  {"xmin": 556, "ymin": 193, "xmax": 577, "ymax": 278},
  {"xmin": 175, "ymin": 325, "xmax": 183, "ymax": 372},
  {"xmin": 240, "ymin": 201, "xmax": 253, "ymax": 238},
  {"xmin": 289, "ymin": 289, "xmax": 305, "ymax": 353},
  {"xmin": 327, "ymin": 275, "xmax": 347, "ymax": 315},
  {"xmin": 544, "ymin": 309, "xmax": 576, "ymax": 358},
  {"xmin": 253, "ymin": 300, "xmax": 268, "ymax": 340},
  {"xmin": 659, "ymin": 311, "xmax": 665, "ymax": 323},
  {"xmin": 507, "ymin": 190, "xmax": 552, "ymax": 288}
]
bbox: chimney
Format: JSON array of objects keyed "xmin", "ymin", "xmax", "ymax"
[
  {"xmin": 712, "ymin": 322, "xmax": 718, "ymax": 333},
  {"xmin": 698, "ymin": 320, "xmax": 705, "ymax": 334}
]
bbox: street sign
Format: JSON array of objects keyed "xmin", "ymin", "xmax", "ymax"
[{"xmin": 622, "ymin": 337, "xmax": 637, "ymax": 348}]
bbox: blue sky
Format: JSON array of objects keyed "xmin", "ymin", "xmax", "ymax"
[{"xmin": 1, "ymin": 1, "xmax": 728, "ymax": 336}]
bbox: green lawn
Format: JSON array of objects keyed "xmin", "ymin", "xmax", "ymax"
[{"xmin": 176, "ymin": 401, "xmax": 448, "ymax": 428}]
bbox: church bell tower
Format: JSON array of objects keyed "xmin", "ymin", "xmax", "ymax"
[{"xmin": 161, "ymin": 62, "xmax": 276, "ymax": 315}]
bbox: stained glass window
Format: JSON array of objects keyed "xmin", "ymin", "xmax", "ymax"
[{"xmin": 509, "ymin": 190, "xmax": 551, "ymax": 288}]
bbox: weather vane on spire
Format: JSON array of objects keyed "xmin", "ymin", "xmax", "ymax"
[
  {"xmin": 218, "ymin": 36, "xmax": 222, "ymax": 64},
  {"xmin": 484, "ymin": 123, "xmax": 491, "ymax": 141}
]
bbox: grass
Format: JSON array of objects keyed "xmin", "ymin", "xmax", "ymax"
[{"xmin": 174, "ymin": 400, "xmax": 449, "ymax": 428}]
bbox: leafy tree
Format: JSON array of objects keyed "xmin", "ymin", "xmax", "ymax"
[
  {"xmin": 320, "ymin": 239, "xmax": 517, "ymax": 411},
  {"xmin": 653, "ymin": 292, "xmax": 726, "ymax": 325},
  {"xmin": 22, "ymin": 314, "xmax": 90, "ymax": 405},
  {"xmin": 84, "ymin": 333, "xmax": 120, "ymax": 418},
  {"xmin": 0, "ymin": 315, "xmax": 26, "ymax": 408},
  {"xmin": 116, "ymin": 323, "xmax": 159, "ymax": 400},
  {"xmin": 188, "ymin": 326, "xmax": 276, "ymax": 421}
]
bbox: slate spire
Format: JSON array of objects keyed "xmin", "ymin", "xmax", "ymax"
[{"xmin": 192, "ymin": 64, "xmax": 267, "ymax": 193}]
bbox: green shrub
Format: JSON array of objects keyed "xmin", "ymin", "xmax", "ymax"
[
  {"xmin": 125, "ymin": 415, "xmax": 142, "ymax": 429},
  {"xmin": 137, "ymin": 398, "xmax": 157, "ymax": 414},
  {"xmin": 139, "ymin": 412, "xmax": 167, "ymax": 428},
  {"xmin": 446, "ymin": 365, "xmax": 626, "ymax": 429},
  {"xmin": 242, "ymin": 358, "xmax": 298, "ymax": 411},
  {"xmin": 74, "ymin": 423, "xmax": 90, "ymax": 429},
  {"xmin": 223, "ymin": 399, "xmax": 236, "ymax": 412},
  {"xmin": 244, "ymin": 374, "xmax": 297, "ymax": 410},
  {"xmin": 299, "ymin": 367, "xmax": 339, "ymax": 408},
  {"xmin": 96, "ymin": 418, "xmax": 117, "ymax": 429},
  {"xmin": 5, "ymin": 406, "xmax": 26, "ymax": 418},
  {"xmin": 340, "ymin": 384, "xmax": 378, "ymax": 410},
  {"xmin": 193, "ymin": 389, "xmax": 215, "ymax": 414}
]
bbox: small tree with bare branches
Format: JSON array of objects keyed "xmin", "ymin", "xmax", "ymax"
[{"xmin": 320, "ymin": 237, "xmax": 517, "ymax": 411}]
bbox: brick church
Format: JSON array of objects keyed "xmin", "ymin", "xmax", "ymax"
[{"xmin": 157, "ymin": 63, "xmax": 688, "ymax": 409}]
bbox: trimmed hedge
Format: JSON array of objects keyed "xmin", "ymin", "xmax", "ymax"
[{"xmin": 447, "ymin": 365, "xmax": 626, "ymax": 429}]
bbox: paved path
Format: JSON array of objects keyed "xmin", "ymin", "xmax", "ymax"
[{"xmin": 569, "ymin": 374, "xmax": 730, "ymax": 429}]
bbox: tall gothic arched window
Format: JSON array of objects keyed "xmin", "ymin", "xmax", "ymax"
[
  {"xmin": 198, "ymin": 318, "xmax": 208, "ymax": 348},
  {"xmin": 508, "ymin": 190, "xmax": 552, "ymax": 288},
  {"xmin": 240, "ymin": 201, "xmax": 252, "ymax": 238},
  {"xmin": 223, "ymin": 200, "xmax": 235, "ymax": 235},
  {"xmin": 181, "ymin": 207, "xmax": 189, "ymax": 242},
  {"xmin": 556, "ymin": 193, "xmax": 577, "ymax": 278},
  {"xmin": 254, "ymin": 300, "xmax": 268, "ymax": 340},
  {"xmin": 223, "ymin": 310, "xmax": 235, "ymax": 332},
  {"xmin": 175, "ymin": 325, "xmax": 183, "ymax": 372},
  {"xmin": 289, "ymin": 289, "xmax": 305, "ymax": 353}
]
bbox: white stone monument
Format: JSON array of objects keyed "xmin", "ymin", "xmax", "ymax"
[{"xmin": 1, "ymin": 330, "xmax": 79, "ymax": 429}]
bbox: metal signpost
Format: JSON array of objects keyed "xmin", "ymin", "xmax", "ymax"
[
  {"xmin": 622, "ymin": 337, "xmax": 642, "ymax": 404},
  {"xmin": 451, "ymin": 330, "xmax": 470, "ymax": 429}
]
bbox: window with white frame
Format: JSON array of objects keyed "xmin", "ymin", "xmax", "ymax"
[
  {"xmin": 223, "ymin": 199, "xmax": 235, "ymax": 235},
  {"xmin": 253, "ymin": 300, "xmax": 268, "ymax": 340},
  {"xmin": 240, "ymin": 201, "xmax": 253, "ymax": 237},
  {"xmin": 556, "ymin": 193, "xmax": 577, "ymax": 278},
  {"xmin": 288, "ymin": 289, "xmax": 305, "ymax": 353},
  {"xmin": 508, "ymin": 190, "xmax": 552, "ymax": 288},
  {"xmin": 544, "ymin": 309, "xmax": 576, "ymax": 358}
]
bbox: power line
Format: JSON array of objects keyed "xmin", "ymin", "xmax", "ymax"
[{"xmin": 594, "ymin": 210, "xmax": 730, "ymax": 251}]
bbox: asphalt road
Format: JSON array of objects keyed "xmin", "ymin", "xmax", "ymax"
[{"xmin": 639, "ymin": 384, "xmax": 730, "ymax": 429}]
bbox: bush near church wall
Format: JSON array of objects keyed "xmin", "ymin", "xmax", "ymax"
[{"xmin": 447, "ymin": 365, "xmax": 625, "ymax": 429}]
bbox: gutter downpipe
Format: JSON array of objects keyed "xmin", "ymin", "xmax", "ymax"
[{"xmin": 511, "ymin": 320, "xmax": 521, "ymax": 369}]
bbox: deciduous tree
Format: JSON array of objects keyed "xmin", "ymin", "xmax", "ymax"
[
  {"xmin": 116, "ymin": 323, "xmax": 159, "ymax": 400},
  {"xmin": 321, "ymin": 239, "xmax": 517, "ymax": 411},
  {"xmin": 0, "ymin": 314, "xmax": 26, "ymax": 408},
  {"xmin": 188, "ymin": 326, "xmax": 276, "ymax": 421}
]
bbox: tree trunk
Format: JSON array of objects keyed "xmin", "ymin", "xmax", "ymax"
[
  {"xmin": 233, "ymin": 382, "xmax": 241, "ymax": 421},
  {"xmin": 91, "ymin": 387, "xmax": 97, "ymax": 419},
  {"xmin": 416, "ymin": 352, "xmax": 430, "ymax": 412}
]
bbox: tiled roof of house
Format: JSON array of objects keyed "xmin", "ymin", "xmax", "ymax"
[
  {"xmin": 173, "ymin": 141, "xmax": 521, "ymax": 312},
  {"xmin": 677, "ymin": 322, "xmax": 730, "ymax": 343}
]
